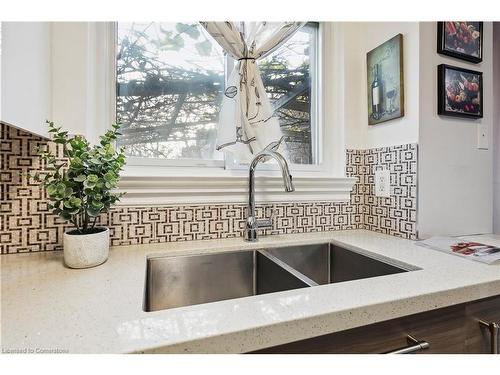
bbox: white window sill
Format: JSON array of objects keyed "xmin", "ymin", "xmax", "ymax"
[{"xmin": 117, "ymin": 173, "xmax": 357, "ymax": 206}]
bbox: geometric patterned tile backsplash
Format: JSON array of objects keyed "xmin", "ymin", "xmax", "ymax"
[
  {"xmin": 0, "ymin": 122, "xmax": 417, "ymax": 254},
  {"xmin": 359, "ymin": 143, "xmax": 418, "ymax": 238}
]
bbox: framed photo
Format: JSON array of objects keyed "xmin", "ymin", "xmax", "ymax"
[
  {"xmin": 438, "ymin": 64, "xmax": 483, "ymax": 119},
  {"xmin": 437, "ymin": 22, "xmax": 483, "ymax": 63},
  {"xmin": 367, "ymin": 34, "xmax": 404, "ymax": 125}
]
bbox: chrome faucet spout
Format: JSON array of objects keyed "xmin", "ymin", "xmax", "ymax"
[{"xmin": 245, "ymin": 149, "xmax": 295, "ymax": 242}]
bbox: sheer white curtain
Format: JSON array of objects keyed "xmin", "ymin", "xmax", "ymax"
[{"xmin": 201, "ymin": 22, "xmax": 305, "ymax": 162}]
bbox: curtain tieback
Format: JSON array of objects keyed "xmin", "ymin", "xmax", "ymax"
[{"xmin": 237, "ymin": 57, "xmax": 256, "ymax": 61}]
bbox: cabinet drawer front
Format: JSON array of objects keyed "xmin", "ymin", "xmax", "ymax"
[
  {"xmin": 403, "ymin": 304, "xmax": 466, "ymax": 354},
  {"xmin": 466, "ymin": 296, "xmax": 500, "ymax": 354},
  {"xmin": 253, "ymin": 305, "xmax": 466, "ymax": 354}
]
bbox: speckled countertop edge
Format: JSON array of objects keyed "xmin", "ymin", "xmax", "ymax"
[{"xmin": 1, "ymin": 230, "xmax": 499, "ymax": 353}]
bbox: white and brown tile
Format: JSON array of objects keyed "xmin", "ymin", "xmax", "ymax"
[
  {"xmin": 361, "ymin": 144, "xmax": 418, "ymax": 239},
  {"xmin": 0, "ymin": 122, "xmax": 417, "ymax": 254}
]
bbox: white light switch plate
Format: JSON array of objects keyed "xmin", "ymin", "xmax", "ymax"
[
  {"xmin": 375, "ymin": 169, "xmax": 390, "ymax": 197},
  {"xmin": 477, "ymin": 124, "xmax": 489, "ymax": 150}
]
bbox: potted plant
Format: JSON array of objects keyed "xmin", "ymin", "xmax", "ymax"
[{"xmin": 34, "ymin": 121, "xmax": 126, "ymax": 268}]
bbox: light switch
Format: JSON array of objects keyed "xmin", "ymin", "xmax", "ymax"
[
  {"xmin": 375, "ymin": 169, "xmax": 391, "ymax": 198},
  {"xmin": 477, "ymin": 124, "xmax": 489, "ymax": 150}
]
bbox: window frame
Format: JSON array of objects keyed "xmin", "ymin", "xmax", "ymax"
[
  {"xmin": 113, "ymin": 22, "xmax": 322, "ymax": 172},
  {"xmin": 101, "ymin": 22, "xmax": 355, "ymax": 204}
]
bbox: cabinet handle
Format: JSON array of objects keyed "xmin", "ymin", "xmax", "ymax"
[
  {"xmin": 479, "ymin": 320, "xmax": 499, "ymax": 354},
  {"xmin": 384, "ymin": 335, "xmax": 430, "ymax": 354}
]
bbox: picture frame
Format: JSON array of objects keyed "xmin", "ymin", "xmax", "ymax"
[
  {"xmin": 438, "ymin": 64, "xmax": 483, "ymax": 119},
  {"xmin": 437, "ymin": 22, "xmax": 483, "ymax": 63},
  {"xmin": 366, "ymin": 34, "xmax": 404, "ymax": 125}
]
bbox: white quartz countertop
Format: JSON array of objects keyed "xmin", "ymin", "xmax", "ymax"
[{"xmin": 2, "ymin": 230, "xmax": 500, "ymax": 353}]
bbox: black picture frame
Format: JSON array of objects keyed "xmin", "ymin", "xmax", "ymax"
[
  {"xmin": 438, "ymin": 64, "xmax": 483, "ymax": 119},
  {"xmin": 437, "ymin": 22, "xmax": 483, "ymax": 63}
]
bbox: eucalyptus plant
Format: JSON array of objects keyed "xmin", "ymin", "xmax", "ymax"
[{"xmin": 34, "ymin": 121, "xmax": 126, "ymax": 234}]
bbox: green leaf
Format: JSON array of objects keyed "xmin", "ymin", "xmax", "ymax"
[
  {"xmin": 87, "ymin": 207, "xmax": 101, "ymax": 217},
  {"xmin": 66, "ymin": 196, "xmax": 82, "ymax": 208},
  {"xmin": 103, "ymin": 171, "xmax": 115, "ymax": 182},
  {"xmin": 71, "ymin": 156, "xmax": 82, "ymax": 167},
  {"xmin": 83, "ymin": 187, "xmax": 94, "ymax": 195},
  {"xmin": 84, "ymin": 175, "xmax": 98, "ymax": 189},
  {"xmin": 87, "ymin": 175, "xmax": 98, "ymax": 183},
  {"xmin": 56, "ymin": 182, "xmax": 67, "ymax": 196},
  {"xmin": 91, "ymin": 200, "xmax": 104, "ymax": 209},
  {"xmin": 46, "ymin": 184, "xmax": 57, "ymax": 196},
  {"xmin": 63, "ymin": 186, "xmax": 73, "ymax": 198},
  {"xmin": 73, "ymin": 174, "xmax": 87, "ymax": 182},
  {"xmin": 67, "ymin": 207, "xmax": 80, "ymax": 215},
  {"xmin": 60, "ymin": 211, "xmax": 72, "ymax": 220}
]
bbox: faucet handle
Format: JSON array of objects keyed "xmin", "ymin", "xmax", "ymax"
[
  {"xmin": 255, "ymin": 218, "xmax": 272, "ymax": 228},
  {"xmin": 256, "ymin": 208, "xmax": 275, "ymax": 229}
]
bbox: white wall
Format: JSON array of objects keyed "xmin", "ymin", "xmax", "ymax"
[
  {"xmin": 493, "ymin": 23, "xmax": 500, "ymax": 235},
  {"xmin": 343, "ymin": 22, "xmax": 494, "ymax": 237},
  {"xmin": 1, "ymin": 22, "xmax": 52, "ymax": 137},
  {"xmin": 344, "ymin": 22, "xmax": 420, "ymax": 149},
  {"xmin": 418, "ymin": 22, "xmax": 494, "ymax": 238}
]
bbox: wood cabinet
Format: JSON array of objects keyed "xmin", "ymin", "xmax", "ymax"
[
  {"xmin": 253, "ymin": 295, "xmax": 500, "ymax": 354},
  {"xmin": 465, "ymin": 296, "xmax": 500, "ymax": 354}
]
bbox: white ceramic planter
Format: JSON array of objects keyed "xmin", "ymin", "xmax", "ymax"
[{"xmin": 63, "ymin": 227, "xmax": 110, "ymax": 269}]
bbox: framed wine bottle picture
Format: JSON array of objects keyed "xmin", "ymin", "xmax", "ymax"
[{"xmin": 366, "ymin": 34, "xmax": 404, "ymax": 125}]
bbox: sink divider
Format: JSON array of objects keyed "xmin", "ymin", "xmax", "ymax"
[{"xmin": 257, "ymin": 250, "xmax": 319, "ymax": 288}]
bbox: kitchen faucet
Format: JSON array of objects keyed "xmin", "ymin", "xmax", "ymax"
[{"xmin": 245, "ymin": 149, "xmax": 294, "ymax": 241}]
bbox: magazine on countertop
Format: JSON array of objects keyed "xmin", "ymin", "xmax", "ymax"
[{"xmin": 416, "ymin": 236, "xmax": 500, "ymax": 264}]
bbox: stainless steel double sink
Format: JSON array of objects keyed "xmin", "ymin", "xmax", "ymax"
[{"xmin": 144, "ymin": 243, "xmax": 417, "ymax": 312}]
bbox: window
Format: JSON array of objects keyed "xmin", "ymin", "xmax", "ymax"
[
  {"xmin": 259, "ymin": 23, "xmax": 318, "ymax": 165},
  {"xmin": 116, "ymin": 23, "xmax": 225, "ymax": 161},
  {"xmin": 110, "ymin": 22, "xmax": 356, "ymax": 204},
  {"xmin": 115, "ymin": 22, "xmax": 319, "ymax": 167}
]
